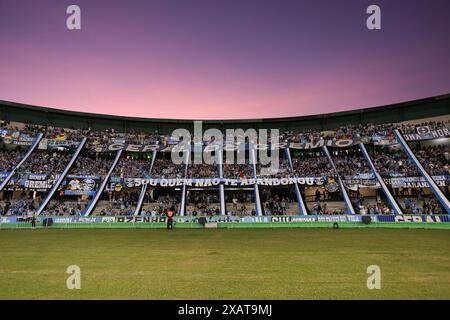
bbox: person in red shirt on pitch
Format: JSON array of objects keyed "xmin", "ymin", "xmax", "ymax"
[{"xmin": 166, "ymin": 208, "xmax": 175, "ymax": 230}]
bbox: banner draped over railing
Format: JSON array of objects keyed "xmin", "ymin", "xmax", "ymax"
[
  {"xmin": 2, "ymin": 214, "xmax": 449, "ymax": 225},
  {"xmin": 1, "ymin": 173, "xmax": 448, "ymax": 191}
]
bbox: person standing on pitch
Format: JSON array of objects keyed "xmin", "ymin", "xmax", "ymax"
[
  {"xmin": 166, "ymin": 208, "xmax": 175, "ymax": 231},
  {"xmin": 31, "ymin": 210, "xmax": 37, "ymax": 229}
]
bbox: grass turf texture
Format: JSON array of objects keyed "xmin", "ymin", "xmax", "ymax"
[{"xmin": 0, "ymin": 228, "xmax": 449, "ymax": 299}]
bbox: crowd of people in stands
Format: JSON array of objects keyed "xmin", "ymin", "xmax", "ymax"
[
  {"xmin": 5, "ymin": 144, "xmax": 432, "ymax": 180},
  {"xmin": 17, "ymin": 150, "xmax": 70, "ymax": 175},
  {"xmin": 308, "ymin": 201, "xmax": 347, "ymax": 215},
  {"xmin": 113, "ymin": 156, "xmax": 152, "ymax": 178},
  {"xmin": 2, "ymin": 119, "xmax": 449, "ymax": 146},
  {"xmin": 95, "ymin": 191, "xmax": 139, "ymax": 216},
  {"xmin": 0, "ymin": 191, "xmax": 40, "ymax": 216},
  {"xmin": 41, "ymin": 198, "xmax": 88, "ymax": 216},
  {"xmin": 256, "ymin": 158, "xmax": 290, "ymax": 177},
  {"xmin": 150, "ymin": 159, "xmax": 185, "ymax": 179},
  {"xmin": 260, "ymin": 189, "xmax": 297, "ymax": 215},
  {"xmin": 370, "ymin": 148, "xmax": 420, "ymax": 177},
  {"xmin": 0, "ymin": 119, "xmax": 448, "ymax": 216},
  {"xmin": 23, "ymin": 123, "xmax": 163, "ymax": 146},
  {"xmin": 278, "ymin": 120, "xmax": 450, "ymax": 144},
  {"xmin": 0, "ymin": 199, "xmax": 35, "ymax": 216},
  {"xmin": 332, "ymin": 148, "xmax": 372, "ymax": 177},
  {"xmin": 186, "ymin": 191, "xmax": 220, "ymax": 216},
  {"xmin": 24, "ymin": 124, "xmax": 86, "ymax": 142},
  {"xmin": 222, "ymin": 163, "xmax": 254, "ymax": 179},
  {"xmin": 263, "ymin": 195, "xmax": 291, "ymax": 215},
  {"xmin": 1, "ymin": 119, "xmax": 448, "ymax": 178},
  {"xmin": 397, "ymin": 120, "xmax": 449, "ymax": 135},
  {"xmin": 402, "ymin": 197, "xmax": 444, "ymax": 214},
  {"xmin": 0, "ymin": 149, "xmax": 24, "ymax": 172},
  {"xmin": 187, "ymin": 163, "xmax": 218, "ymax": 178},
  {"xmin": 68, "ymin": 152, "xmax": 115, "ymax": 177},
  {"xmin": 141, "ymin": 194, "xmax": 179, "ymax": 216},
  {"xmin": 413, "ymin": 145, "xmax": 449, "ymax": 176},
  {"xmin": 225, "ymin": 192, "xmax": 254, "ymax": 215},
  {"xmin": 291, "ymin": 153, "xmax": 335, "ymax": 177}
]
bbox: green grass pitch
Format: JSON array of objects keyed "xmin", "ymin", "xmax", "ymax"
[{"xmin": 0, "ymin": 228, "xmax": 449, "ymax": 299}]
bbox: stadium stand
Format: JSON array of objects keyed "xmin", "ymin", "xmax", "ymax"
[{"xmin": 0, "ymin": 95, "xmax": 449, "ymax": 217}]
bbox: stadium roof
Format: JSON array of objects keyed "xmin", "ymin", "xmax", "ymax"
[{"xmin": 1, "ymin": 93, "xmax": 449, "ymax": 134}]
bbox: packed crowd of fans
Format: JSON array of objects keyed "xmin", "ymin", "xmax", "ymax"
[
  {"xmin": 0, "ymin": 149, "xmax": 24, "ymax": 172},
  {"xmin": 222, "ymin": 163, "xmax": 254, "ymax": 179},
  {"xmin": 397, "ymin": 120, "xmax": 450, "ymax": 135},
  {"xmin": 17, "ymin": 150, "xmax": 70, "ymax": 175},
  {"xmin": 256, "ymin": 158, "xmax": 290, "ymax": 177},
  {"xmin": 3, "ymin": 118, "xmax": 448, "ymax": 146},
  {"xmin": 370, "ymin": 148, "xmax": 420, "ymax": 177},
  {"xmin": 332, "ymin": 148, "xmax": 372, "ymax": 177},
  {"xmin": 278, "ymin": 120, "xmax": 449, "ymax": 144},
  {"xmin": 291, "ymin": 153, "xmax": 335, "ymax": 177},
  {"xmin": 413, "ymin": 145, "xmax": 449, "ymax": 176},
  {"xmin": 0, "ymin": 119, "xmax": 448, "ymax": 216},
  {"xmin": 1, "ymin": 119, "xmax": 448, "ymax": 179},
  {"xmin": 23, "ymin": 124, "xmax": 86, "ymax": 142},
  {"xmin": 22, "ymin": 124, "xmax": 162, "ymax": 146},
  {"xmin": 113, "ymin": 156, "xmax": 152, "ymax": 178},
  {"xmin": 68, "ymin": 152, "xmax": 115, "ymax": 176},
  {"xmin": 150, "ymin": 159, "xmax": 185, "ymax": 179},
  {"xmin": 187, "ymin": 163, "xmax": 218, "ymax": 178}
]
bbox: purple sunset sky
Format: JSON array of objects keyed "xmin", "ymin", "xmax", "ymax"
[{"xmin": 0, "ymin": 0, "xmax": 449, "ymax": 120}]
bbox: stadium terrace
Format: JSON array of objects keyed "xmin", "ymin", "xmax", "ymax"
[{"xmin": 0, "ymin": 95, "xmax": 449, "ymax": 224}]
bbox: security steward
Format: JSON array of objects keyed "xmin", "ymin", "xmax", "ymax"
[
  {"xmin": 166, "ymin": 209, "xmax": 175, "ymax": 230},
  {"xmin": 31, "ymin": 210, "xmax": 37, "ymax": 229}
]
